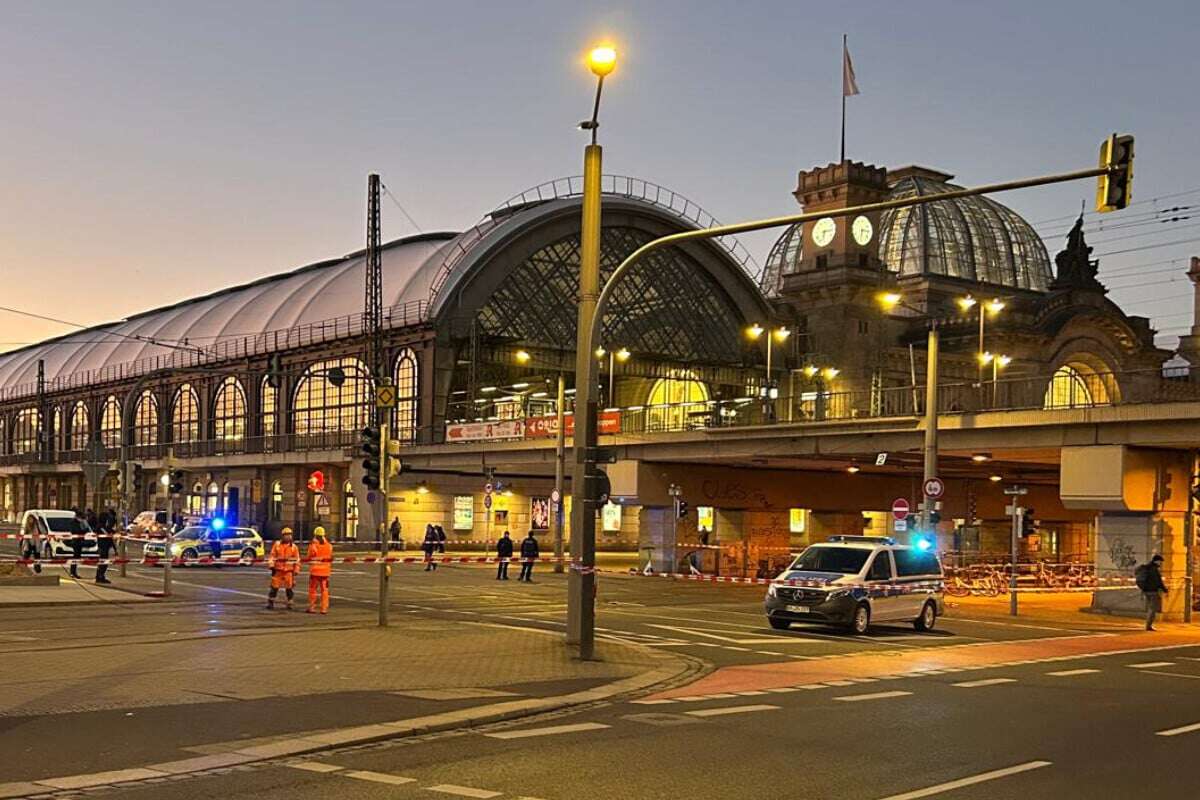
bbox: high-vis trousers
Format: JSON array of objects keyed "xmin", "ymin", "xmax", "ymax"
[{"xmin": 308, "ymin": 576, "xmax": 330, "ymax": 613}]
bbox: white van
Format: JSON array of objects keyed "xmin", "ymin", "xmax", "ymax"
[{"xmin": 18, "ymin": 510, "xmax": 96, "ymax": 558}]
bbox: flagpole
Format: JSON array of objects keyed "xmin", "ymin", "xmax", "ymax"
[{"xmin": 840, "ymin": 34, "xmax": 847, "ymax": 163}]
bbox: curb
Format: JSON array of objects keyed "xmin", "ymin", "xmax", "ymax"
[{"xmin": 2, "ymin": 646, "xmax": 705, "ymax": 798}]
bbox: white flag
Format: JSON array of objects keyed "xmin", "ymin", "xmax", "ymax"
[{"xmin": 842, "ymin": 39, "xmax": 860, "ymax": 97}]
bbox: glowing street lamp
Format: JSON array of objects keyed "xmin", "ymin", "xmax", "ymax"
[{"xmin": 596, "ymin": 346, "xmax": 631, "ymax": 406}]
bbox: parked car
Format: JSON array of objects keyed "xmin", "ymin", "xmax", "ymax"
[
  {"xmin": 142, "ymin": 524, "xmax": 264, "ymax": 564},
  {"xmin": 18, "ymin": 510, "xmax": 96, "ymax": 558},
  {"xmin": 764, "ymin": 536, "xmax": 944, "ymax": 634}
]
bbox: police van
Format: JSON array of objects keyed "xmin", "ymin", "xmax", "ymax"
[{"xmin": 764, "ymin": 536, "xmax": 945, "ymax": 634}]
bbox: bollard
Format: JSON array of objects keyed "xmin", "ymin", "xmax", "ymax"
[
  {"xmin": 162, "ymin": 537, "xmax": 172, "ymax": 597},
  {"xmin": 118, "ymin": 536, "xmax": 127, "ymax": 578},
  {"xmin": 378, "ymin": 559, "xmax": 389, "ymax": 626}
]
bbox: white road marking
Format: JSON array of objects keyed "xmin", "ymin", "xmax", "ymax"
[
  {"xmin": 485, "ymin": 722, "xmax": 611, "ymax": 740},
  {"xmin": 1156, "ymin": 721, "xmax": 1200, "ymax": 737},
  {"xmin": 343, "ymin": 771, "xmax": 417, "ymax": 786},
  {"xmin": 287, "ymin": 762, "xmax": 343, "ymax": 773},
  {"xmin": 645, "ymin": 623, "xmax": 823, "ymax": 645},
  {"xmin": 1129, "ymin": 661, "xmax": 1175, "ymax": 669},
  {"xmin": 630, "ymin": 699, "xmax": 675, "ymax": 705},
  {"xmin": 876, "ymin": 761, "xmax": 1053, "ymax": 800},
  {"xmin": 426, "ymin": 784, "xmax": 503, "ymax": 798},
  {"xmin": 1047, "ymin": 669, "xmax": 1100, "ymax": 677},
  {"xmin": 952, "ymin": 678, "xmax": 1017, "ymax": 688},
  {"xmin": 834, "ymin": 691, "xmax": 913, "ymax": 702},
  {"xmin": 685, "ymin": 704, "xmax": 779, "ymax": 717}
]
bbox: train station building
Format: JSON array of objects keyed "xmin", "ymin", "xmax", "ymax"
[{"xmin": 0, "ymin": 158, "xmax": 1195, "ymax": 614}]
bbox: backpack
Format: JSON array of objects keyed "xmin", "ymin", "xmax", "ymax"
[{"xmin": 1134, "ymin": 563, "xmax": 1150, "ymax": 591}]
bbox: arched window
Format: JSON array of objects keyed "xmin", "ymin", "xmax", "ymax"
[
  {"xmin": 269, "ymin": 480, "xmax": 283, "ymax": 521},
  {"xmin": 100, "ymin": 395, "xmax": 121, "ymax": 447},
  {"xmin": 292, "ymin": 357, "xmax": 371, "ymax": 437},
  {"xmin": 261, "ymin": 375, "xmax": 278, "ymax": 443},
  {"xmin": 172, "ymin": 384, "xmax": 200, "ymax": 443},
  {"xmin": 1044, "ymin": 364, "xmax": 1110, "ymax": 409},
  {"xmin": 0, "ymin": 417, "xmax": 6, "ymax": 456},
  {"xmin": 206, "ymin": 481, "xmax": 220, "ymax": 514},
  {"xmin": 188, "ymin": 481, "xmax": 203, "ymax": 516},
  {"xmin": 394, "ymin": 349, "xmax": 419, "ymax": 443},
  {"xmin": 52, "ymin": 406, "xmax": 62, "ymax": 451},
  {"xmin": 213, "ymin": 377, "xmax": 247, "ymax": 442},
  {"xmin": 647, "ymin": 374, "xmax": 710, "ymax": 432},
  {"xmin": 133, "ymin": 390, "xmax": 159, "ymax": 446},
  {"xmin": 68, "ymin": 401, "xmax": 89, "ymax": 450},
  {"xmin": 343, "ymin": 480, "xmax": 359, "ymax": 540},
  {"xmin": 12, "ymin": 408, "xmax": 40, "ymax": 454}
]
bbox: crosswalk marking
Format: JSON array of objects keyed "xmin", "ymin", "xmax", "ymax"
[
  {"xmin": 952, "ymin": 678, "xmax": 1016, "ymax": 688},
  {"xmin": 485, "ymin": 722, "xmax": 611, "ymax": 740},
  {"xmin": 1047, "ymin": 669, "xmax": 1100, "ymax": 677},
  {"xmin": 685, "ymin": 704, "xmax": 779, "ymax": 717},
  {"xmin": 834, "ymin": 691, "xmax": 913, "ymax": 703},
  {"xmin": 343, "ymin": 770, "xmax": 417, "ymax": 785}
]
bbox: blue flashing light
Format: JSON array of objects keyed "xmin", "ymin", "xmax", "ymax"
[
  {"xmin": 915, "ymin": 536, "xmax": 933, "ymax": 551},
  {"xmin": 210, "ymin": 517, "xmax": 226, "ymax": 531}
]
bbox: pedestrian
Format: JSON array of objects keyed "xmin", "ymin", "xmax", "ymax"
[
  {"xmin": 95, "ymin": 510, "xmax": 115, "ymax": 585},
  {"xmin": 519, "ymin": 531, "xmax": 539, "ymax": 582},
  {"xmin": 422, "ymin": 524, "xmax": 439, "ymax": 571},
  {"xmin": 68, "ymin": 509, "xmax": 88, "ymax": 579},
  {"xmin": 209, "ymin": 523, "xmax": 222, "ymax": 564},
  {"xmin": 306, "ymin": 525, "xmax": 333, "ymax": 614},
  {"xmin": 389, "ymin": 517, "xmax": 401, "ymax": 550},
  {"xmin": 1135, "ymin": 554, "xmax": 1169, "ymax": 631},
  {"xmin": 20, "ymin": 514, "xmax": 43, "ymax": 574},
  {"xmin": 266, "ymin": 527, "xmax": 300, "ymax": 610},
  {"xmin": 436, "ymin": 524, "xmax": 447, "ymax": 554},
  {"xmin": 496, "ymin": 530, "xmax": 513, "ymax": 580}
]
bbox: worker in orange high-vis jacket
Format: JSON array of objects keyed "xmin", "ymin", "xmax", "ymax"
[
  {"xmin": 306, "ymin": 525, "xmax": 333, "ymax": 614},
  {"xmin": 266, "ymin": 527, "xmax": 301, "ymax": 610}
]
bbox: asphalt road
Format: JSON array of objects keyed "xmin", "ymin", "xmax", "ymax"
[{"xmin": 3, "ymin": 555, "xmax": 1186, "ymax": 799}]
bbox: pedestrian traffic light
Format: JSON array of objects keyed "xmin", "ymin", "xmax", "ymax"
[
  {"xmin": 675, "ymin": 498, "xmax": 689, "ymax": 519},
  {"xmin": 361, "ymin": 426, "xmax": 382, "ymax": 490},
  {"xmin": 307, "ymin": 469, "xmax": 326, "ymax": 492},
  {"xmin": 1021, "ymin": 507, "xmax": 1036, "ymax": 537},
  {"xmin": 168, "ymin": 469, "xmax": 185, "ymax": 497},
  {"xmin": 1096, "ymin": 133, "xmax": 1134, "ymax": 213}
]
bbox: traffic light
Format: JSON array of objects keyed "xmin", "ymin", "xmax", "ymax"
[
  {"xmin": 929, "ymin": 509, "xmax": 942, "ymax": 526},
  {"xmin": 360, "ymin": 426, "xmax": 382, "ymax": 490},
  {"xmin": 168, "ymin": 469, "xmax": 185, "ymax": 497},
  {"xmin": 1096, "ymin": 133, "xmax": 1134, "ymax": 213},
  {"xmin": 1021, "ymin": 507, "xmax": 1036, "ymax": 537},
  {"xmin": 307, "ymin": 469, "xmax": 326, "ymax": 492},
  {"xmin": 131, "ymin": 464, "xmax": 144, "ymax": 497},
  {"xmin": 675, "ymin": 498, "xmax": 689, "ymax": 519}
]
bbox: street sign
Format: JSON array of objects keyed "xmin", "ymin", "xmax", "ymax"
[
  {"xmin": 484, "ymin": 482, "xmax": 494, "ymax": 495},
  {"xmin": 551, "ymin": 488, "xmax": 561, "ymax": 504},
  {"xmin": 891, "ymin": 498, "xmax": 910, "ymax": 520},
  {"xmin": 315, "ymin": 493, "xmax": 331, "ymax": 518},
  {"xmin": 893, "ymin": 519, "xmax": 908, "ymax": 532},
  {"xmin": 376, "ymin": 384, "xmax": 397, "ymax": 409},
  {"xmin": 923, "ymin": 477, "xmax": 945, "ymax": 499},
  {"xmin": 484, "ymin": 494, "xmax": 493, "ymax": 510},
  {"xmin": 875, "ymin": 452, "xmax": 888, "ymax": 466}
]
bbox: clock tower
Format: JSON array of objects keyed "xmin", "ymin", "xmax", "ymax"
[{"xmin": 791, "ymin": 159, "xmax": 889, "ymax": 274}]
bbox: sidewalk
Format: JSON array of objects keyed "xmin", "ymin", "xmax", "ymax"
[
  {"xmin": 0, "ymin": 606, "xmax": 694, "ymax": 790},
  {"xmin": 946, "ymin": 590, "xmax": 1155, "ymax": 628},
  {"xmin": 0, "ymin": 576, "xmax": 153, "ymax": 606}
]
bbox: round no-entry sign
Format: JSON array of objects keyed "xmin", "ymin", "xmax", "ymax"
[
  {"xmin": 923, "ymin": 477, "xmax": 945, "ymax": 499},
  {"xmin": 551, "ymin": 489, "xmax": 561, "ymax": 504},
  {"xmin": 891, "ymin": 498, "xmax": 910, "ymax": 520}
]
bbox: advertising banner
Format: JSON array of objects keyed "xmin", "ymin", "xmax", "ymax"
[
  {"xmin": 601, "ymin": 501, "xmax": 622, "ymax": 532},
  {"xmin": 530, "ymin": 496, "xmax": 550, "ymax": 530},
  {"xmin": 445, "ymin": 420, "xmax": 524, "ymax": 442},
  {"xmin": 523, "ymin": 412, "xmax": 621, "ymax": 438},
  {"xmin": 453, "ymin": 495, "xmax": 474, "ymax": 530}
]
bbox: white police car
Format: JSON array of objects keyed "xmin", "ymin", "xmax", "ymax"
[{"xmin": 764, "ymin": 536, "xmax": 944, "ymax": 634}]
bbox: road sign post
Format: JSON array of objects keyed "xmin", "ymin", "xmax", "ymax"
[{"xmin": 1004, "ymin": 485, "xmax": 1028, "ymax": 616}]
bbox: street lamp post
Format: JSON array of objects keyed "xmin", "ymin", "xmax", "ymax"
[
  {"xmin": 596, "ymin": 346, "xmax": 630, "ymax": 408},
  {"xmin": 747, "ymin": 324, "xmax": 790, "ymax": 420},
  {"xmin": 979, "ymin": 352, "xmax": 1012, "ymax": 407},
  {"xmin": 960, "ymin": 296, "xmax": 1006, "ymax": 386},
  {"xmin": 567, "ymin": 44, "xmax": 616, "ymax": 660}
]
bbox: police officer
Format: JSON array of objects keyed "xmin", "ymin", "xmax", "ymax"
[
  {"xmin": 496, "ymin": 530, "xmax": 514, "ymax": 580},
  {"xmin": 95, "ymin": 510, "xmax": 116, "ymax": 584},
  {"xmin": 518, "ymin": 531, "xmax": 539, "ymax": 582},
  {"xmin": 68, "ymin": 509, "xmax": 88, "ymax": 579}
]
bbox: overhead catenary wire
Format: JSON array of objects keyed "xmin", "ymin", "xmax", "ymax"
[
  {"xmin": 0, "ymin": 305, "xmax": 205, "ymax": 356},
  {"xmin": 380, "ymin": 182, "xmax": 423, "ymax": 233}
]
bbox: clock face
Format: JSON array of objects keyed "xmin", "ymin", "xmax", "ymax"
[
  {"xmin": 811, "ymin": 217, "xmax": 836, "ymax": 248},
  {"xmin": 852, "ymin": 215, "xmax": 874, "ymax": 246}
]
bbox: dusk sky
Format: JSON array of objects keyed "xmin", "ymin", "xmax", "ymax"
[{"xmin": 2, "ymin": 0, "xmax": 1198, "ymax": 353}]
